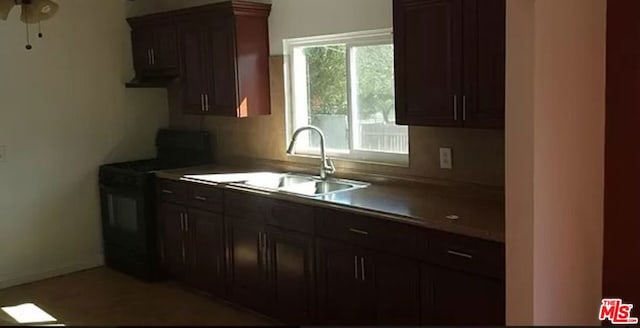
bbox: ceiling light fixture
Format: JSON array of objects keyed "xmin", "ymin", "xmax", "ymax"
[{"xmin": 0, "ymin": 0, "xmax": 59, "ymax": 50}]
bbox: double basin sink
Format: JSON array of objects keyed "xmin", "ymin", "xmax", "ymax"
[{"xmin": 186, "ymin": 172, "xmax": 369, "ymax": 197}]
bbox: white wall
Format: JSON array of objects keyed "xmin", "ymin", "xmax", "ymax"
[
  {"xmin": 268, "ymin": 0, "xmax": 392, "ymax": 54},
  {"xmin": 506, "ymin": 0, "xmax": 606, "ymax": 325},
  {"xmin": 0, "ymin": 0, "xmax": 169, "ymax": 289}
]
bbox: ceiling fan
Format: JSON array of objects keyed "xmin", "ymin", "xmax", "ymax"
[{"xmin": 0, "ymin": 0, "xmax": 59, "ymax": 50}]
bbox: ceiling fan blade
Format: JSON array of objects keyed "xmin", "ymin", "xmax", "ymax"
[
  {"xmin": 0, "ymin": 0, "xmax": 16, "ymax": 21},
  {"xmin": 20, "ymin": 0, "xmax": 58, "ymax": 24}
]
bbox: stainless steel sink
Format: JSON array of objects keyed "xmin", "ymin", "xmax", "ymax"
[
  {"xmin": 243, "ymin": 173, "xmax": 315, "ymax": 190},
  {"xmin": 234, "ymin": 173, "xmax": 368, "ymax": 197}
]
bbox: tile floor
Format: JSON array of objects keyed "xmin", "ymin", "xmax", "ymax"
[{"xmin": 0, "ymin": 267, "xmax": 275, "ymax": 326}]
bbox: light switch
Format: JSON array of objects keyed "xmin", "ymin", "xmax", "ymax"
[{"xmin": 440, "ymin": 147, "xmax": 453, "ymax": 170}]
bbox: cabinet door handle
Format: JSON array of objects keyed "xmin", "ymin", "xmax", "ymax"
[
  {"xmin": 447, "ymin": 250, "xmax": 474, "ymax": 259},
  {"xmin": 216, "ymin": 255, "xmax": 221, "ymax": 276},
  {"xmin": 354, "ymin": 256, "xmax": 359, "ymax": 280},
  {"xmin": 161, "ymin": 189, "xmax": 173, "ymax": 195},
  {"xmin": 360, "ymin": 256, "xmax": 366, "ymax": 281},
  {"xmin": 194, "ymin": 195, "xmax": 207, "ymax": 201},
  {"xmin": 205, "ymin": 94, "xmax": 210, "ymax": 112},
  {"xmin": 181, "ymin": 244, "xmax": 186, "ymax": 264},
  {"xmin": 453, "ymin": 95, "xmax": 458, "ymax": 121},
  {"xmin": 200, "ymin": 94, "xmax": 205, "ymax": 112},
  {"xmin": 463, "ymin": 95, "xmax": 467, "ymax": 121},
  {"xmin": 151, "ymin": 48, "xmax": 155, "ymax": 65},
  {"xmin": 349, "ymin": 228, "xmax": 369, "ymax": 236},
  {"xmin": 159, "ymin": 237, "xmax": 165, "ymax": 262},
  {"xmin": 179, "ymin": 213, "xmax": 184, "ymax": 231},
  {"xmin": 147, "ymin": 49, "xmax": 151, "ymax": 65},
  {"xmin": 184, "ymin": 213, "xmax": 189, "ymax": 232}
]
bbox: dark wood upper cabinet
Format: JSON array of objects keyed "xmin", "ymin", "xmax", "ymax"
[
  {"xmin": 128, "ymin": 18, "xmax": 179, "ymax": 78},
  {"xmin": 462, "ymin": 0, "xmax": 506, "ymax": 129},
  {"xmin": 394, "ymin": 0, "xmax": 463, "ymax": 127},
  {"xmin": 178, "ymin": 15, "xmax": 213, "ymax": 115},
  {"xmin": 394, "ymin": 0, "xmax": 505, "ymax": 129},
  {"xmin": 127, "ymin": 1, "xmax": 271, "ymax": 117},
  {"xmin": 183, "ymin": 2, "xmax": 271, "ymax": 117}
]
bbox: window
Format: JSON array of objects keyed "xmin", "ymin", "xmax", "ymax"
[{"xmin": 284, "ymin": 29, "xmax": 409, "ymax": 165}]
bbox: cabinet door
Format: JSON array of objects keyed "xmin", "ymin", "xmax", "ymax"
[
  {"xmin": 373, "ymin": 254, "xmax": 421, "ymax": 325},
  {"xmin": 178, "ymin": 17, "xmax": 210, "ymax": 114},
  {"xmin": 266, "ymin": 227, "xmax": 314, "ymax": 324},
  {"xmin": 158, "ymin": 202, "xmax": 186, "ymax": 278},
  {"xmin": 463, "ymin": 0, "xmax": 505, "ymax": 129},
  {"xmin": 187, "ymin": 209, "xmax": 225, "ymax": 296},
  {"xmin": 152, "ymin": 23, "xmax": 179, "ymax": 74},
  {"xmin": 227, "ymin": 216, "xmax": 268, "ymax": 312},
  {"xmin": 207, "ymin": 18, "xmax": 237, "ymax": 116},
  {"xmin": 316, "ymin": 239, "xmax": 373, "ymax": 325},
  {"xmin": 394, "ymin": 0, "xmax": 463, "ymax": 126},
  {"xmin": 131, "ymin": 26, "xmax": 153, "ymax": 74},
  {"xmin": 422, "ymin": 265, "xmax": 505, "ymax": 325}
]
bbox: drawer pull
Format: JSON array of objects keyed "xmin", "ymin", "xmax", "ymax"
[
  {"xmin": 161, "ymin": 189, "xmax": 174, "ymax": 195},
  {"xmin": 447, "ymin": 250, "xmax": 474, "ymax": 259},
  {"xmin": 349, "ymin": 228, "xmax": 369, "ymax": 236},
  {"xmin": 194, "ymin": 195, "xmax": 207, "ymax": 201}
]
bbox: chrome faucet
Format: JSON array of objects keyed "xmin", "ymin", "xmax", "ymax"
[{"xmin": 286, "ymin": 126, "xmax": 336, "ymax": 180}]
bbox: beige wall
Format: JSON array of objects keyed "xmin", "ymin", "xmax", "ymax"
[
  {"xmin": 134, "ymin": 0, "xmax": 505, "ymax": 187},
  {"xmin": 0, "ymin": 0, "xmax": 169, "ymax": 288},
  {"xmin": 168, "ymin": 56, "xmax": 505, "ymax": 186},
  {"xmin": 506, "ymin": 0, "xmax": 606, "ymax": 325}
]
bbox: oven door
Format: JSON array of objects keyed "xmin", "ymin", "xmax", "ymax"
[{"xmin": 100, "ymin": 184, "xmax": 148, "ymax": 254}]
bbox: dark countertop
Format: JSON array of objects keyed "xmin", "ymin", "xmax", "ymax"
[{"xmin": 155, "ymin": 164, "xmax": 505, "ymax": 243}]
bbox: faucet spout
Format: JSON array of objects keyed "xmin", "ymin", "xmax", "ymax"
[{"xmin": 286, "ymin": 126, "xmax": 335, "ymax": 180}]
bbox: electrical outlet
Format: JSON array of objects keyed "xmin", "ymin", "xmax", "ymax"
[
  {"xmin": 0, "ymin": 146, "xmax": 5, "ymax": 162},
  {"xmin": 440, "ymin": 147, "xmax": 453, "ymax": 170}
]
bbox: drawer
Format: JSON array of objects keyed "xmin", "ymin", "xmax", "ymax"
[
  {"xmin": 157, "ymin": 179, "xmax": 187, "ymax": 204},
  {"xmin": 224, "ymin": 190, "xmax": 269, "ymax": 222},
  {"xmin": 188, "ymin": 184, "xmax": 223, "ymax": 213},
  {"xmin": 425, "ymin": 230, "xmax": 504, "ymax": 279},
  {"xmin": 315, "ymin": 207, "xmax": 419, "ymax": 257},
  {"xmin": 267, "ymin": 200, "xmax": 314, "ymax": 234}
]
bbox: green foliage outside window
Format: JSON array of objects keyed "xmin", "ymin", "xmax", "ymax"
[{"xmin": 304, "ymin": 44, "xmax": 395, "ymax": 123}]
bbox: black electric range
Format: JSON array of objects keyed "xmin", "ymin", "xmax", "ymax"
[{"xmin": 99, "ymin": 129, "xmax": 213, "ymax": 280}]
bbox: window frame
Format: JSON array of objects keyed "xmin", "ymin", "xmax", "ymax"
[{"xmin": 283, "ymin": 29, "xmax": 409, "ymax": 167}]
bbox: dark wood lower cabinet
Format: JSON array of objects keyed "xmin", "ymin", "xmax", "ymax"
[
  {"xmin": 157, "ymin": 180, "xmax": 505, "ymax": 325},
  {"xmin": 373, "ymin": 254, "xmax": 421, "ymax": 325},
  {"xmin": 226, "ymin": 216, "xmax": 269, "ymax": 313},
  {"xmin": 422, "ymin": 265, "xmax": 505, "ymax": 325},
  {"xmin": 187, "ymin": 209, "xmax": 225, "ymax": 295},
  {"xmin": 316, "ymin": 238, "xmax": 374, "ymax": 325},
  {"xmin": 158, "ymin": 202, "xmax": 225, "ymax": 296},
  {"xmin": 265, "ymin": 226, "xmax": 314, "ymax": 324},
  {"xmin": 158, "ymin": 202, "xmax": 187, "ymax": 278}
]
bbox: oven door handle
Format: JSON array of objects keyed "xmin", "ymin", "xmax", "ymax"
[{"xmin": 99, "ymin": 184, "xmax": 144, "ymax": 197}]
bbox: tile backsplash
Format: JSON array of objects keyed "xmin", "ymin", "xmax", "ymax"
[{"xmin": 167, "ymin": 56, "xmax": 505, "ymax": 187}]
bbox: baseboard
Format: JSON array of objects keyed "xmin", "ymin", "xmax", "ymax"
[{"xmin": 0, "ymin": 255, "xmax": 105, "ymax": 290}]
